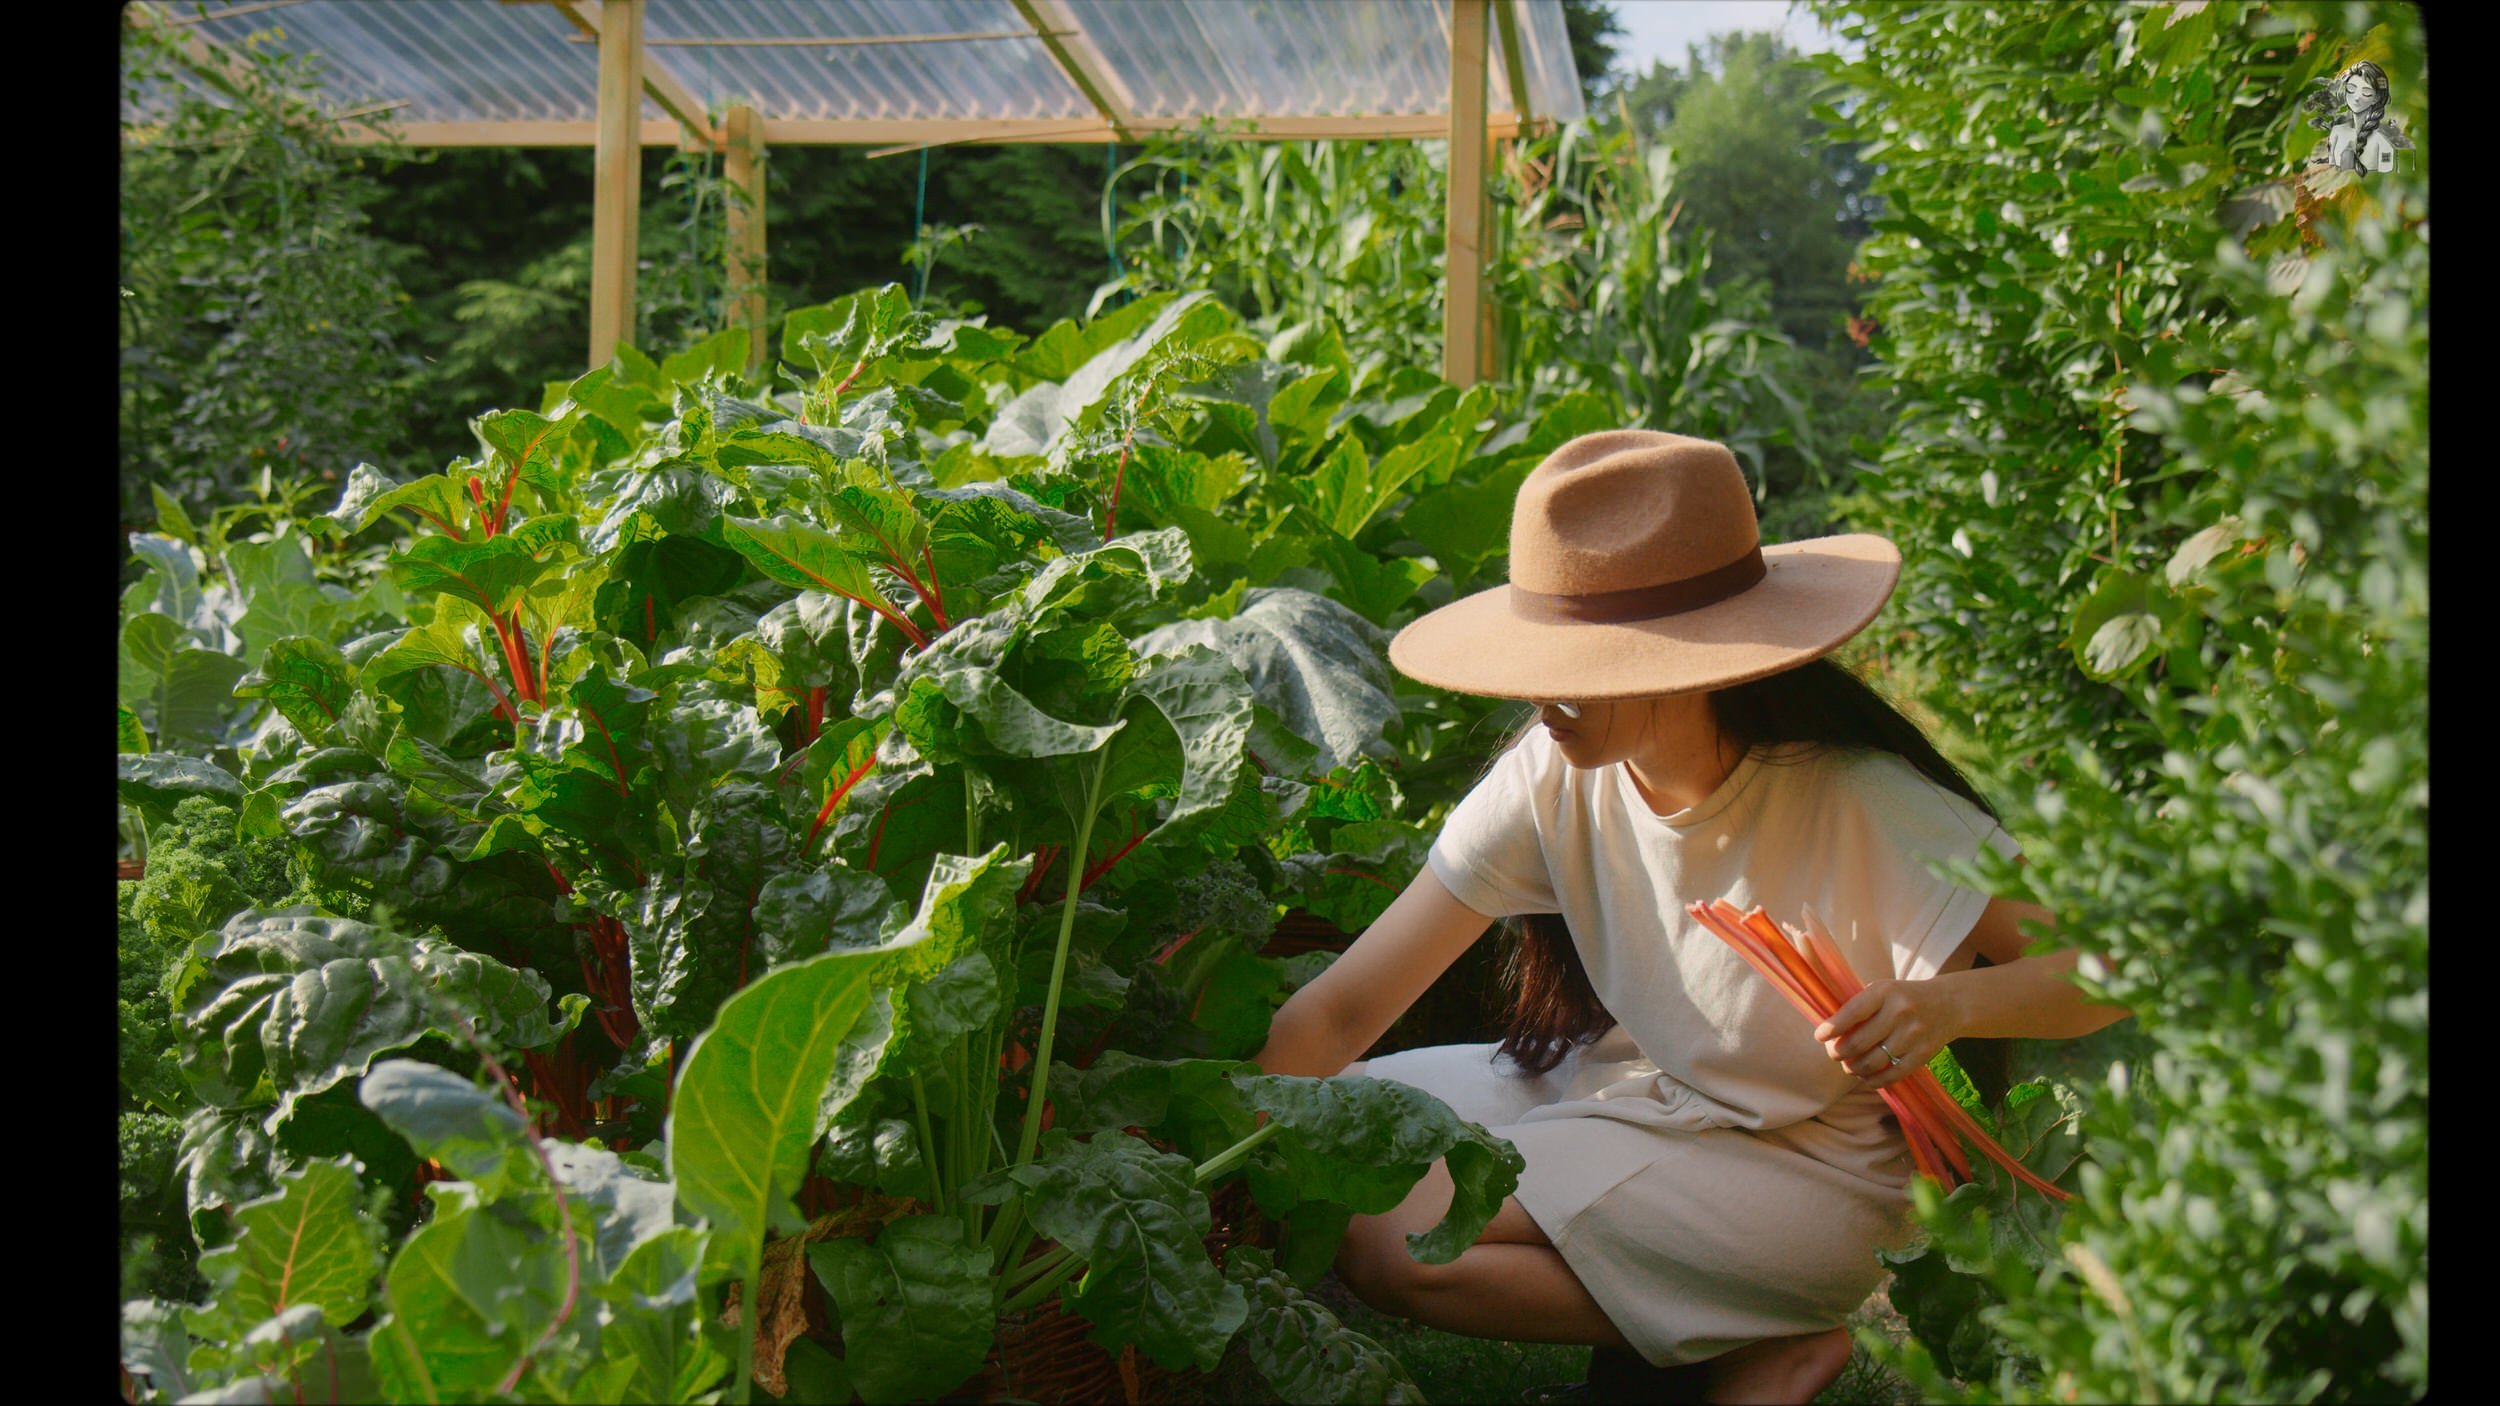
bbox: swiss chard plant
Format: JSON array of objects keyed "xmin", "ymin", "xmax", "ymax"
[{"xmin": 119, "ymin": 281, "xmax": 1630, "ymax": 1404}]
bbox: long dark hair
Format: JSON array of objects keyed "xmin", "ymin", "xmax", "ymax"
[{"xmin": 1493, "ymin": 656, "xmax": 2011, "ymax": 1099}]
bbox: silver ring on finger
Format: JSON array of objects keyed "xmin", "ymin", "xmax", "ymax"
[{"xmin": 1878, "ymin": 1041, "xmax": 1900, "ymax": 1070}]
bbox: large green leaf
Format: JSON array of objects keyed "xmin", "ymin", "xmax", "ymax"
[
  {"xmin": 807, "ymin": 1215, "xmax": 995, "ymax": 1404},
  {"xmin": 962, "ymin": 1130, "xmax": 1246, "ymax": 1372},
  {"xmin": 979, "ymin": 292, "xmax": 1230, "ymax": 460},
  {"xmin": 330, "ymin": 463, "xmax": 473, "ymax": 537},
  {"xmin": 122, "ymin": 621, "xmax": 252, "ymax": 750},
  {"xmin": 390, "ymin": 534, "xmax": 558, "ymax": 616},
  {"xmin": 1225, "ymin": 1246, "xmax": 1425, "ymax": 1404},
  {"xmin": 121, "ymin": 1299, "xmax": 194, "ymax": 1401},
  {"xmin": 1233, "ymin": 1072, "xmax": 1526, "ymax": 1264},
  {"xmin": 751, "ymin": 862, "xmax": 898, "ymax": 970},
  {"xmin": 174, "ymin": 1106, "xmax": 280, "ymax": 1245},
  {"xmin": 119, "ymin": 754, "xmax": 244, "ymax": 821},
  {"xmin": 1134, "ymin": 588, "xmax": 1398, "ymax": 775},
  {"xmin": 233, "ymin": 637, "xmax": 356, "ymax": 739},
  {"xmin": 369, "ymin": 1185, "xmax": 568, "ymax": 1399},
  {"xmin": 1045, "ymin": 1051, "xmax": 1257, "ymax": 1163},
  {"xmin": 587, "ymin": 461, "xmax": 736, "ymax": 553},
  {"xmin": 1105, "ymin": 643, "xmax": 1264, "ymax": 865},
  {"xmin": 895, "ymin": 661, "xmax": 1126, "ymax": 765},
  {"xmin": 175, "ymin": 909, "xmax": 559, "ymax": 1122},
  {"xmin": 1299, "ymin": 432, "xmax": 1457, "ymax": 541},
  {"xmin": 668, "ymin": 947, "xmax": 888, "ymax": 1265},
  {"xmin": 669, "ymin": 847, "xmax": 1022, "ymax": 1271},
  {"xmin": 588, "ymin": 1227, "xmax": 729, "ymax": 1404},
  {"xmin": 720, "ymin": 513, "xmax": 911, "ymax": 630},
  {"xmin": 357, "ymin": 1059, "xmax": 537, "ymax": 1199},
  {"xmin": 185, "ymin": 1157, "xmax": 379, "ymax": 1367},
  {"xmin": 127, "ymin": 532, "xmax": 207, "ymax": 630}
]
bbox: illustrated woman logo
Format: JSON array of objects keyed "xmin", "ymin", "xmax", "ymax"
[{"xmin": 2303, "ymin": 60, "xmax": 2413, "ymax": 175}]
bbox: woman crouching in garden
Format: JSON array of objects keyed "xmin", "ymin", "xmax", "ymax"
[{"xmin": 1251, "ymin": 431, "xmax": 2133, "ymax": 1404}]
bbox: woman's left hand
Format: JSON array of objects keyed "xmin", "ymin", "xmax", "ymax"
[{"xmin": 1815, "ymin": 978, "xmax": 1961, "ymax": 1091}]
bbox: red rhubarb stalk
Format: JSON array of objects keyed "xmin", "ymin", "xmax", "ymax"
[{"xmin": 1687, "ymin": 899, "xmax": 2068, "ymax": 1202}]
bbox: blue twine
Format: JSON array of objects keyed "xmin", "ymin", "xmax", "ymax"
[{"xmin": 914, "ymin": 146, "xmax": 930, "ymax": 307}]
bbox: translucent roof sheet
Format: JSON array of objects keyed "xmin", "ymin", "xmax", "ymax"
[{"xmin": 138, "ymin": 0, "xmax": 1584, "ymax": 133}]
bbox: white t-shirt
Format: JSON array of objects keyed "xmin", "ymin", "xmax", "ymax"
[{"xmin": 1426, "ymin": 730, "xmax": 2020, "ymax": 1133}]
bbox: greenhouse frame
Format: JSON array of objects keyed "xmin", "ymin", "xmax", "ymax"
[{"xmin": 124, "ymin": 0, "xmax": 1587, "ymax": 384}]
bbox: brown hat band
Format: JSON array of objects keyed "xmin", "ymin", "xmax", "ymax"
[{"xmin": 1509, "ymin": 547, "xmax": 1767, "ymax": 624}]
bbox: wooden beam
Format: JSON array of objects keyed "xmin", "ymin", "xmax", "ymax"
[
  {"xmin": 335, "ymin": 118, "xmax": 677, "ymax": 147},
  {"xmin": 560, "ymin": 29, "xmax": 1063, "ymax": 48},
  {"xmin": 1495, "ymin": 0, "xmax": 1534, "ymax": 129},
  {"xmin": 551, "ymin": 0, "xmax": 717, "ymax": 145},
  {"xmin": 790, "ymin": 112, "xmax": 1540, "ymax": 152},
  {"xmin": 337, "ymin": 113, "xmax": 1551, "ymax": 151},
  {"xmin": 589, "ymin": 0, "xmax": 644, "ymax": 370},
  {"xmin": 1010, "ymin": 0, "xmax": 1136, "ymax": 141},
  {"xmin": 1443, "ymin": 0, "xmax": 1490, "ymax": 388},
  {"xmin": 724, "ymin": 105, "xmax": 769, "ymax": 373}
]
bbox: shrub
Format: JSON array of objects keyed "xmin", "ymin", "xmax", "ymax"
[{"xmin": 1806, "ymin": 2, "xmax": 2427, "ymax": 1398}]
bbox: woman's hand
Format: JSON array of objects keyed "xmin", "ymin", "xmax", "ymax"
[{"xmin": 1813, "ymin": 978, "xmax": 1963, "ymax": 1091}]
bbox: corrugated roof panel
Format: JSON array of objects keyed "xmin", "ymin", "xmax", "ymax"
[
  {"xmin": 646, "ymin": 0, "xmax": 1090, "ymax": 122},
  {"xmin": 191, "ymin": 1, "xmax": 606, "ymax": 123},
  {"xmin": 132, "ymin": 0, "xmax": 1584, "ymax": 131},
  {"xmin": 1070, "ymin": 0, "xmax": 1440, "ymax": 119},
  {"xmin": 1062, "ymin": 0, "xmax": 1581, "ymax": 124},
  {"xmin": 1517, "ymin": 0, "xmax": 1586, "ymax": 122}
]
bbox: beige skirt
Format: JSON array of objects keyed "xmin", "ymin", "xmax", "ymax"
[{"xmin": 1365, "ymin": 1028, "xmax": 1919, "ymax": 1366}]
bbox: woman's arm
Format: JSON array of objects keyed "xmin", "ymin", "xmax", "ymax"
[
  {"xmin": 1252, "ymin": 865, "xmax": 1501, "ymax": 1078},
  {"xmin": 1814, "ymin": 896, "xmax": 2132, "ymax": 1090}
]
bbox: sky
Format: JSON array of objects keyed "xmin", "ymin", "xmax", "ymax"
[{"xmin": 1597, "ymin": 0, "xmax": 1858, "ymax": 81}]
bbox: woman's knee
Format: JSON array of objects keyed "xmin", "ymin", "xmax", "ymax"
[{"xmin": 1334, "ymin": 1213, "xmax": 1458, "ymax": 1315}]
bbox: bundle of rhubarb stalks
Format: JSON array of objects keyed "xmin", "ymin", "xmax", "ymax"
[{"xmin": 1687, "ymin": 899, "xmax": 2069, "ymax": 1201}]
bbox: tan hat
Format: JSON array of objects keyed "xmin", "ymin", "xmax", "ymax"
[{"xmin": 1387, "ymin": 430, "xmax": 1901, "ymax": 701}]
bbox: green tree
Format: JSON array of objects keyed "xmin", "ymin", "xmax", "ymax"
[
  {"xmin": 1622, "ymin": 31, "xmax": 1871, "ymax": 351},
  {"xmin": 120, "ymin": 20, "xmax": 418, "ymax": 527},
  {"xmin": 1561, "ymin": 0, "xmax": 1629, "ymax": 104}
]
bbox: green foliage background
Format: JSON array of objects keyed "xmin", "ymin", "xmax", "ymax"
[{"xmin": 1804, "ymin": 2, "xmax": 2427, "ymax": 1398}]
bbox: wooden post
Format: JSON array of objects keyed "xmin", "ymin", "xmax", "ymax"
[
  {"xmin": 589, "ymin": 0, "xmax": 645, "ymax": 371},
  {"xmin": 1481, "ymin": 136, "xmax": 1503, "ymax": 385},
  {"xmin": 1443, "ymin": 0, "xmax": 1490, "ymax": 388},
  {"xmin": 724, "ymin": 105, "xmax": 768, "ymax": 372}
]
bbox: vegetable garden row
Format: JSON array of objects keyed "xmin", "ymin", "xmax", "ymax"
[
  {"xmin": 118, "ymin": 285, "xmax": 1657, "ymax": 1403},
  {"xmin": 120, "ymin": 3, "xmax": 2429, "ymax": 1402}
]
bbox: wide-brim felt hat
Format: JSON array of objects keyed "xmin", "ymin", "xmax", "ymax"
[{"xmin": 1388, "ymin": 429, "xmax": 1900, "ymax": 701}]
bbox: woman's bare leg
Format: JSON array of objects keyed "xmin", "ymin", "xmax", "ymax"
[
  {"xmin": 1334, "ymin": 1159, "xmax": 1635, "ymax": 1350},
  {"xmin": 1697, "ymin": 1330, "xmax": 1853, "ymax": 1404},
  {"xmin": 1335, "ymin": 1159, "xmax": 1852, "ymax": 1404}
]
